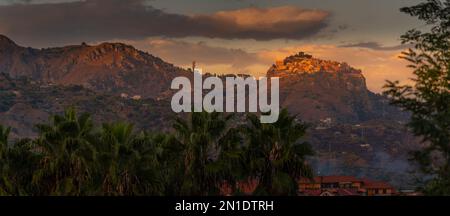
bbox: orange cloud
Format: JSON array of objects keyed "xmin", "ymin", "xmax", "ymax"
[{"xmin": 204, "ymin": 6, "xmax": 330, "ymax": 33}]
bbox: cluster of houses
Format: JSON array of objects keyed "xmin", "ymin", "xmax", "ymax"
[
  {"xmin": 220, "ymin": 175, "xmax": 415, "ymax": 196},
  {"xmin": 273, "ymin": 52, "xmax": 354, "ymax": 75},
  {"xmin": 273, "ymin": 52, "xmax": 361, "ymax": 77},
  {"xmin": 298, "ymin": 176, "xmax": 397, "ymax": 196}
]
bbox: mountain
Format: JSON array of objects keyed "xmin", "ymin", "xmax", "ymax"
[
  {"xmin": 268, "ymin": 52, "xmax": 407, "ymax": 123},
  {"xmin": 0, "ymin": 35, "xmax": 405, "ymax": 124},
  {"xmin": 0, "ymin": 35, "xmax": 189, "ymax": 99},
  {"xmin": 0, "ymin": 37, "xmax": 419, "ymax": 187}
]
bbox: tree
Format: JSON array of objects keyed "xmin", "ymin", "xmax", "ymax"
[
  {"xmin": 32, "ymin": 108, "xmax": 97, "ymax": 195},
  {"xmin": 384, "ymin": 0, "xmax": 450, "ymax": 195},
  {"xmin": 152, "ymin": 132, "xmax": 183, "ymax": 195},
  {"xmin": 172, "ymin": 111, "xmax": 241, "ymax": 195},
  {"xmin": 95, "ymin": 123, "xmax": 163, "ymax": 195},
  {"xmin": 0, "ymin": 125, "xmax": 11, "ymax": 195},
  {"xmin": 243, "ymin": 109, "xmax": 314, "ymax": 195},
  {"xmin": 0, "ymin": 125, "xmax": 9, "ymax": 149},
  {"xmin": 1, "ymin": 138, "xmax": 39, "ymax": 195},
  {"xmin": 0, "ymin": 108, "xmax": 314, "ymax": 196}
]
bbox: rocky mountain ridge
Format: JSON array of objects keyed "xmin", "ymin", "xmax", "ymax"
[{"xmin": 0, "ymin": 34, "xmax": 189, "ymax": 99}]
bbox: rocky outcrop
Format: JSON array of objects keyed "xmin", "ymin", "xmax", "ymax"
[{"xmin": 267, "ymin": 52, "xmax": 406, "ymax": 123}]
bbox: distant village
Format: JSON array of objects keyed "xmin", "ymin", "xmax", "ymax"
[{"xmin": 273, "ymin": 52, "xmax": 360, "ymax": 75}]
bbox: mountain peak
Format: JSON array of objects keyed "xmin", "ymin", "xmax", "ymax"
[{"xmin": 269, "ymin": 52, "xmax": 361, "ymax": 76}]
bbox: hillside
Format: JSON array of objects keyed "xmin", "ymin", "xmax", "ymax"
[
  {"xmin": 0, "ymin": 35, "xmax": 189, "ymax": 99},
  {"xmin": 0, "ymin": 73, "xmax": 174, "ymax": 139}
]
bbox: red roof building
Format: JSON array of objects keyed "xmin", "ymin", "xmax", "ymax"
[{"xmin": 298, "ymin": 176, "xmax": 396, "ymax": 196}]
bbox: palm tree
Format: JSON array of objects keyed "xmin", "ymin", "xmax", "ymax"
[
  {"xmin": 32, "ymin": 108, "xmax": 97, "ymax": 195},
  {"xmin": 0, "ymin": 125, "xmax": 9, "ymax": 146},
  {"xmin": 0, "ymin": 125, "xmax": 11, "ymax": 195},
  {"xmin": 243, "ymin": 109, "xmax": 314, "ymax": 195},
  {"xmin": 1, "ymin": 138, "xmax": 39, "ymax": 195},
  {"xmin": 154, "ymin": 132, "xmax": 185, "ymax": 195},
  {"xmin": 0, "ymin": 108, "xmax": 315, "ymax": 196},
  {"xmin": 95, "ymin": 122, "xmax": 163, "ymax": 195},
  {"xmin": 0, "ymin": 125, "xmax": 10, "ymax": 160},
  {"xmin": 172, "ymin": 111, "xmax": 242, "ymax": 195},
  {"xmin": 0, "ymin": 124, "xmax": 40, "ymax": 195}
]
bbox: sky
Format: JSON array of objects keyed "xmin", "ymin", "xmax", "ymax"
[{"xmin": 0, "ymin": 0, "xmax": 425, "ymax": 92}]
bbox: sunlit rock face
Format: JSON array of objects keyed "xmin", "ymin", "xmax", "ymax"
[{"xmin": 267, "ymin": 52, "xmax": 404, "ymax": 123}]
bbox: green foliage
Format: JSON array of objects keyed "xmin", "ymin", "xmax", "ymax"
[
  {"xmin": 243, "ymin": 109, "xmax": 314, "ymax": 195},
  {"xmin": 0, "ymin": 108, "xmax": 313, "ymax": 196},
  {"xmin": 172, "ymin": 112, "xmax": 242, "ymax": 195},
  {"xmin": 384, "ymin": 0, "xmax": 450, "ymax": 195}
]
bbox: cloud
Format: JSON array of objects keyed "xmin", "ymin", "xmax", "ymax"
[
  {"xmin": 122, "ymin": 38, "xmax": 263, "ymax": 67},
  {"xmin": 1, "ymin": 0, "xmax": 32, "ymax": 4},
  {"xmin": 339, "ymin": 42, "xmax": 410, "ymax": 51},
  {"xmin": 193, "ymin": 6, "xmax": 330, "ymax": 40},
  {"xmin": 0, "ymin": 0, "xmax": 330, "ymax": 47},
  {"xmin": 118, "ymin": 37, "xmax": 270, "ymax": 74}
]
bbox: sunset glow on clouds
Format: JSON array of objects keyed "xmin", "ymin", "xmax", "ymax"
[{"xmin": 197, "ymin": 6, "xmax": 330, "ymax": 38}]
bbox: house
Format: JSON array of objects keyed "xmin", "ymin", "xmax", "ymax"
[
  {"xmin": 362, "ymin": 179, "xmax": 395, "ymax": 196},
  {"xmin": 301, "ymin": 188, "xmax": 362, "ymax": 196},
  {"xmin": 220, "ymin": 175, "xmax": 397, "ymax": 196},
  {"xmin": 299, "ymin": 176, "xmax": 363, "ymax": 190},
  {"xmin": 298, "ymin": 176, "xmax": 396, "ymax": 196}
]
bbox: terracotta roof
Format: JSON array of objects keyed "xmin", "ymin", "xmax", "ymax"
[
  {"xmin": 362, "ymin": 180, "xmax": 394, "ymax": 189},
  {"xmin": 299, "ymin": 188, "xmax": 361, "ymax": 196},
  {"xmin": 300, "ymin": 189, "xmax": 323, "ymax": 196},
  {"xmin": 299, "ymin": 176, "xmax": 362, "ymax": 184}
]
